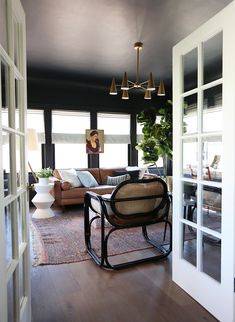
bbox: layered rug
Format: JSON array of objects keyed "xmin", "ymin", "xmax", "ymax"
[{"xmin": 30, "ymin": 207, "xmax": 172, "ymax": 266}]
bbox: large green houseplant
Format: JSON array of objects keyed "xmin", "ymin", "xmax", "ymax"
[{"xmin": 136, "ymin": 100, "xmax": 172, "ymax": 176}]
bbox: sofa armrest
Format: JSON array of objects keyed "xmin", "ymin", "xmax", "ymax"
[
  {"xmin": 49, "ymin": 176, "xmax": 60, "ymax": 183},
  {"xmin": 50, "ymin": 179, "xmax": 62, "ymax": 206}
]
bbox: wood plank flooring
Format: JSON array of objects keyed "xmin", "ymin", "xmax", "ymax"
[{"xmin": 30, "ymin": 207, "xmax": 217, "ymax": 322}]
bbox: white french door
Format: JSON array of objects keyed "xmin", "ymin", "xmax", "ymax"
[
  {"xmin": 0, "ymin": 0, "xmax": 30, "ymax": 322},
  {"xmin": 173, "ymin": 2, "xmax": 235, "ymax": 321}
]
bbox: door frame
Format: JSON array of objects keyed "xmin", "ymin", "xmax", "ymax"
[
  {"xmin": 0, "ymin": 0, "xmax": 30, "ymax": 321},
  {"xmin": 172, "ymin": 2, "xmax": 235, "ymax": 321}
]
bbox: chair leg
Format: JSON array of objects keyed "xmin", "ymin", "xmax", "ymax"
[
  {"xmin": 163, "ymin": 222, "xmax": 168, "ymax": 241},
  {"xmin": 84, "ymin": 199, "xmax": 104, "ymax": 267},
  {"xmin": 142, "ymin": 223, "xmax": 172, "ymax": 255},
  {"xmin": 84, "ymin": 201, "xmax": 91, "ymax": 249}
]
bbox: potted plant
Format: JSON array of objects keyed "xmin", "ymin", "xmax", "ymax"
[
  {"xmin": 136, "ymin": 100, "xmax": 172, "ymax": 177},
  {"xmin": 36, "ymin": 167, "xmax": 53, "ymax": 185}
]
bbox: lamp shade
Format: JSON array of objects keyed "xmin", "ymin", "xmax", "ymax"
[
  {"xmin": 121, "ymin": 72, "xmax": 129, "ymax": 90},
  {"xmin": 144, "ymin": 90, "xmax": 151, "ymax": 100},
  {"xmin": 109, "ymin": 77, "xmax": 117, "ymax": 95},
  {"xmin": 27, "ymin": 128, "xmax": 39, "ymax": 151},
  {"xmin": 157, "ymin": 80, "xmax": 166, "ymax": 96},
  {"xmin": 122, "ymin": 90, "xmax": 129, "ymax": 99},
  {"xmin": 147, "ymin": 72, "xmax": 155, "ymax": 91}
]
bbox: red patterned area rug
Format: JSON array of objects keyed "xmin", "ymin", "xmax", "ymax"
[{"xmin": 30, "ymin": 206, "xmax": 172, "ymax": 266}]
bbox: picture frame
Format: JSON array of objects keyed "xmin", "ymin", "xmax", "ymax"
[{"xmin": 85, "ymin": 129, "xmax": 104, "ymax": 154}]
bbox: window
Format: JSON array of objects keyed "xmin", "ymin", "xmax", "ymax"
[
  {"xmin": 52, "ymin": 111, "xmax": 90, "ymax": 168},
  {"xmin": 27, "ymin": 110, "xmax": 44, "ymax": 171},
  {"xmin": 97, "ymin": 113, "xmax": 130, "ymax": 167}
]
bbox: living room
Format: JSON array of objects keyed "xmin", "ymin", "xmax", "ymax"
[{"xmin": 1, "ymin": 0, "xmax": 235, "ymax": 322}]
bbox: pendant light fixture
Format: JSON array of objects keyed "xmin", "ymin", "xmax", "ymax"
[{"xmin": 109, "ymin": 42, "xmax": 165, "ymax": 100}]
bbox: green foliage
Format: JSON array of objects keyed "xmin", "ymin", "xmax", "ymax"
[
  {"xmin": 36, "ymin": 167, "xmax": 53, "ymax": 178},
  {"xmin": 136, "ymin": 100, "xmax": 172, "ymax": 165}
]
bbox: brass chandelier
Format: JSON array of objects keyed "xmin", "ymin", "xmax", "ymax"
[{"xmin": 109, "ymin": 42, "xmax": 165, "ymax": 100}]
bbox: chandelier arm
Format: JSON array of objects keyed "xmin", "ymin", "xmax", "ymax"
[
  {"xmin": 139, "ymin": 86, "xmax": 148, "ymax": 91},
  {"xmin": 115, "ymin": 84, "xmax": 135, "ymax": 90},
  {"xmin": 128, "ymin": 80, "xmax": 135, "ymax": 85},
  {"xmin": 139, "ymin": 80, "xmax": 148, "ymax": 86}
]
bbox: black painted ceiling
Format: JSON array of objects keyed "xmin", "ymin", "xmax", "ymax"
[{"xmin": 21, "ymin": 0, "xmax": 232, "ymax": 88}]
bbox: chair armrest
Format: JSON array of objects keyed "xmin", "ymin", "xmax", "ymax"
[
  {"xmin": 86, "ymin": 191, "xmax": 100, "ymax": 198},
  {"xmin": 84, "ymin": 191, "xmax": 101, "ymax": 214},
  {"xmin": 85, "ymin": 191, "xmax": 111, "ymax": 215}
]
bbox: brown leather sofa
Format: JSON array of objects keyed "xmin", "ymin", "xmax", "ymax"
[{"xmin": 50, "ymin": 168, "xmax": 126, "ymax": 210}]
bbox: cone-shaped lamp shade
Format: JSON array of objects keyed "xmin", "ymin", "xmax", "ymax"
[
  {"xmin": 147, "ymin": 72, "xmax": 155, "ymax": 91},
  {"xmin": 157, "ymin": 80, "xmax": 165, "ymax": 96},
  {"xmin": 109, "ymin": 77, "xmax": 117, "ymax": 95},
  {"xmin": 121, "ymin": 72, "xmax": 129, "ymax": 90},
  {"xmin": 122, "ymin": 90, "xmax": 129, "ymax": 99},
  {"xmin": 144, "ymin": 90, "xmax": 151, "ymax": 100}
]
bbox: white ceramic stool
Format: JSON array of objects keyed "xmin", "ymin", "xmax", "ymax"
[{"xmin": 32, "ymin": 183, "xmax": 55, "ymax": 219}]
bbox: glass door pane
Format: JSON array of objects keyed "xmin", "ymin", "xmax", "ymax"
[
  {"xmin": 183, "ymin": 48, "xmax": 198, "ymax": 92},
  {"xmin": 182, "ymin": 138, "xmax": 198, "ymax": 178},
  {"xmin": 1, "ymin": 60, "xmax": 9, "ymax": 127},
  {"xmin": 0, "ymin": 0, "xmax": 8, "ymax": 52},
  {"xmin": 3, "ymin": 131, "xmax": 11, "ymax": 196},
  {"xmin": 202, "ymin": 136, "xmax": 222, "ymax": 182},
  {"xmin": 203, "ymin": 84, "xmax": 222, "ymax": 133},
  {"xmin": 183, "ymin": 94, "xmax": 197, "ymax": 135},
  {"xmin": 203, "ymin": 32, "xmax": 223, "ymax": 85}
]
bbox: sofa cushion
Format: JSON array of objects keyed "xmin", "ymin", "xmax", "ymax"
[
  {"xmin": 61, "ymin": 185, "xmax": 115, "ymax": 199},
  {"xmin": 106, "ymin": 174, "xmax": 130, "ymax": 185},
  {"xmin": 59, "ymin": 169, "xmax": 82, "ymax": 188},
  {"xmin": 76, "ymin": 170, "xmax": 99, "ymax": 187}
]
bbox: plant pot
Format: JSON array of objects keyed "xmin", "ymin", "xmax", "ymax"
[{"xmin": 38, "ymin": 177, "xmax": 49, "ymax": 186}]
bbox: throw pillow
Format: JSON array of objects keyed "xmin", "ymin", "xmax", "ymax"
[
  {"xmin": 106, "ymin": 174, "xmax": 130, "ymax": 185},
  {"xmin": 58, "ymin": 169, "xmax": 82, "ymax": 188},
  {"xmin": 113, "ymin": 170, "xmax": 139, "ymax": 180},
  {"xmin": 126, "ymin": 166, "xmax": 147, "ymax": 179},
  {"xmin": 76, "ymin": 170, "xmax": 99, "ymax": 188}
]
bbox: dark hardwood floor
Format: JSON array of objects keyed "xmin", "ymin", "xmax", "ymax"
[{"xmin": 30, "ymin": 206, "xmax": 217, "ymax": 322}]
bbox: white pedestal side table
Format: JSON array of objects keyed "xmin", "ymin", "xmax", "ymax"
[{"xmin": 32, "ymin": 183, "xmax": 55, "ymax": 219}]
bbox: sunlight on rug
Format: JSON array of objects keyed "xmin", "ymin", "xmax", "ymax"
[{"xmin": 30, "ymin": 207, "xmax": 172, "ymax": 266}]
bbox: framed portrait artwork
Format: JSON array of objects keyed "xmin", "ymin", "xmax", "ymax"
[{"xmin": 85, "ymin": 129, "xmax": 104, "ymax": 154}]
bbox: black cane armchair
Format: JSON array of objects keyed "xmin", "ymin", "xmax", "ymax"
[{"xmin": 84, "ymin": 177, "xmax": 172, "ymax": 269}]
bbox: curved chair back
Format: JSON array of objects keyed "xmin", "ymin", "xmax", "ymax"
[{"xmin": 106, "ymin": 177, "xmax": 170, "ymax": 225}]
